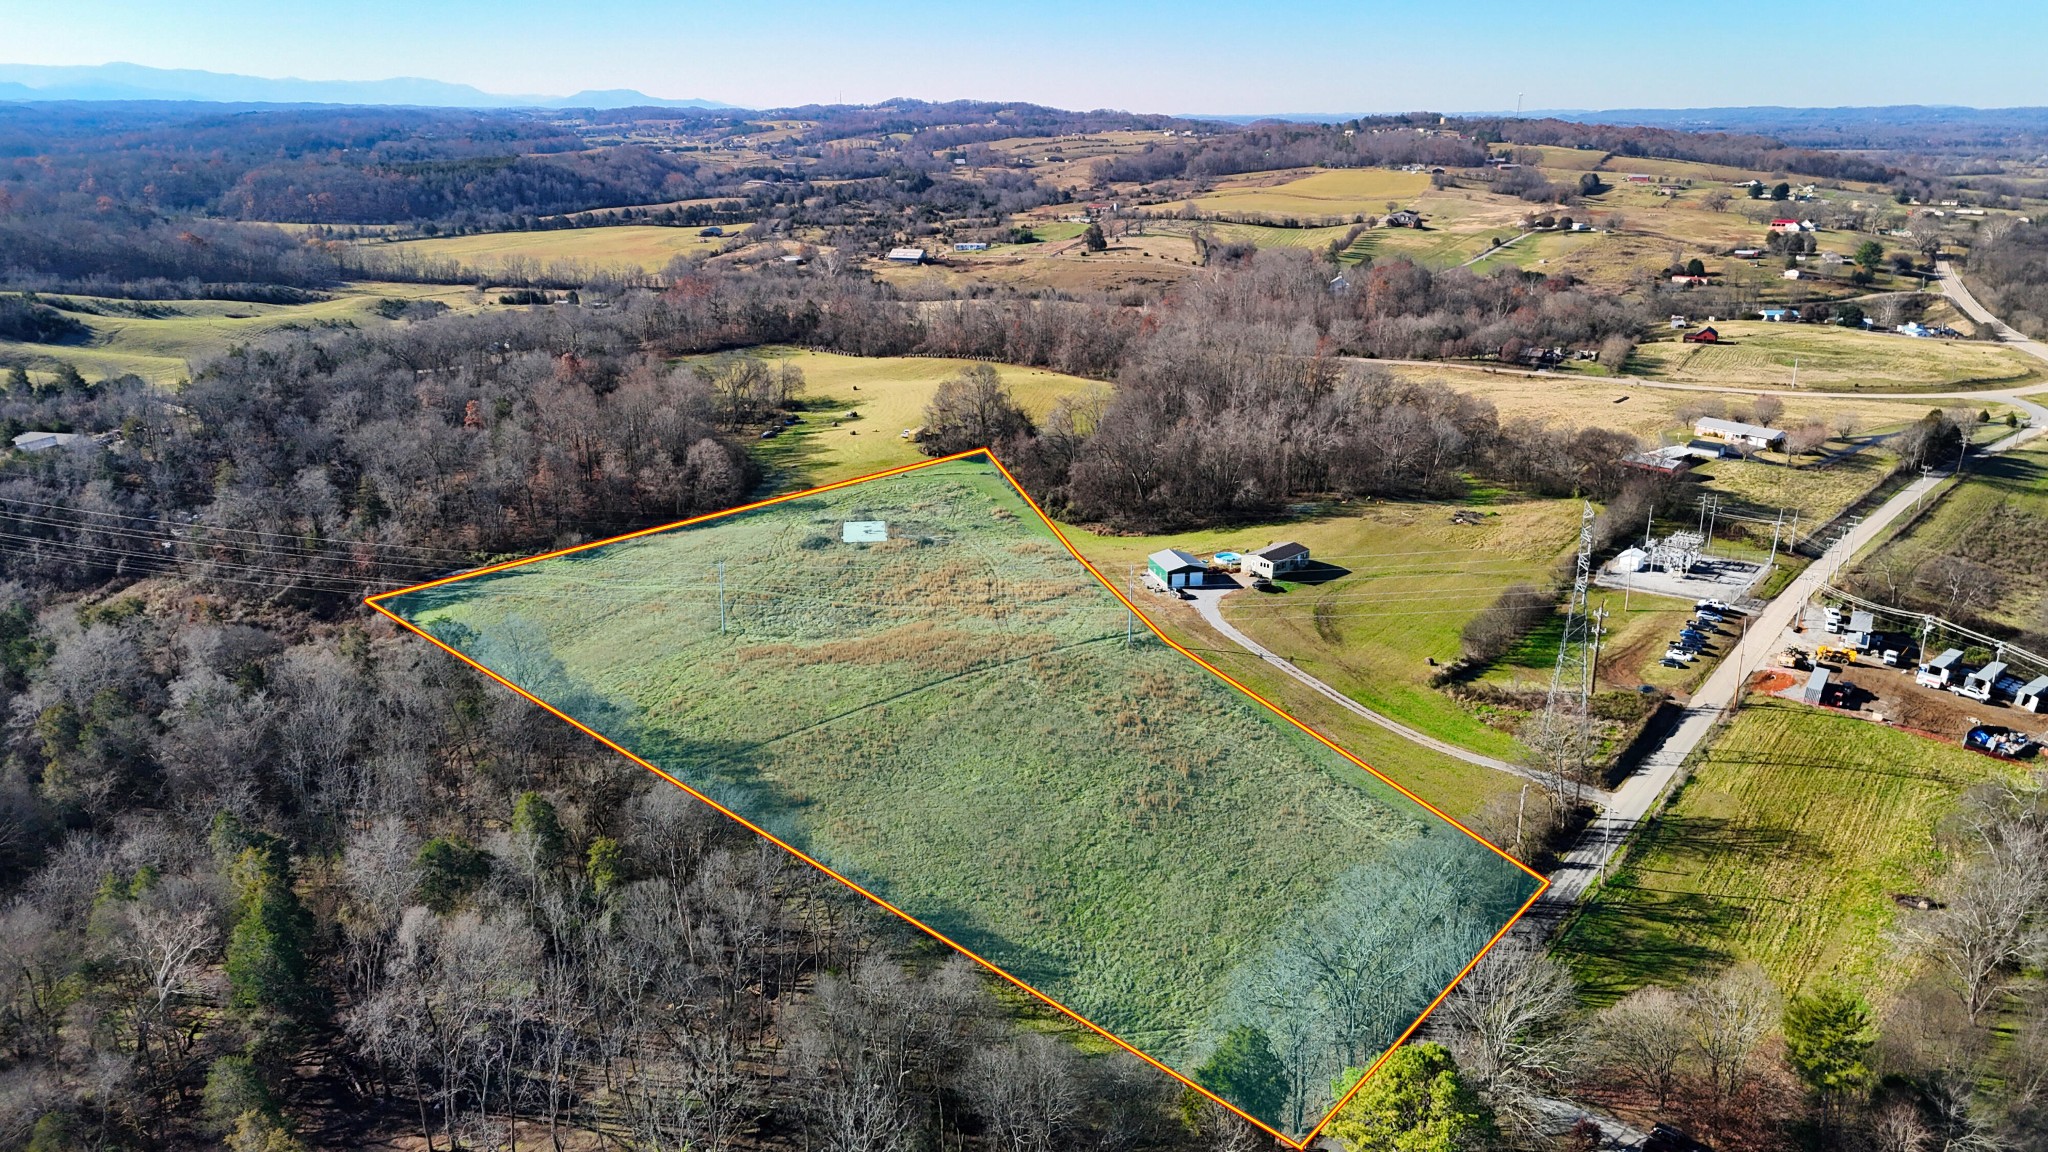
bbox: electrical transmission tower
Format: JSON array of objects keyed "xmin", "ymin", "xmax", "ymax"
[{"xmin": 1535, "ymin": 502, "xmax": 1602, "ymax": 806}]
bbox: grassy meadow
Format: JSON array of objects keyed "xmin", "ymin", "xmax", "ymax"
[
  {"xmin": 1560, "ymin": 699, "xmax": 2018, "ymax": 1000},
  {"xmin": 368, "ymin": 224, "xmax": 740, "ymax": 274},
  {"xmin": 382, "ymin": 456, "xmax": 1540, "ymax": 1136},
  {"xmin": 1185, "ymin": 167, "xmax": 1432, "ymax": 221},
  {"xmin": 1847, "ymin": 445, "xmax": 2048, "ymax": 636},
  {"xmin": 720, "ymin": 349, "xmax": 1103, "ymax": 485},
  {"xmin": 1631, "ymin": 322, "xmax": 2045, "ymax": 392},
  {"xmin": 0, "ymin": 283, "xmax": 482, "ymax": 384}
]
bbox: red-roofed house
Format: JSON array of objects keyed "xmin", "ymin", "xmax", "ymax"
[{"xmin": 1769, "ymin": 218, "xmax": 1801, "ymax": 234}]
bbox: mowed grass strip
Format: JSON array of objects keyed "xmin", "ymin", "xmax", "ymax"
[{"xmin": 1560, "ymin": 699, "xmax": 2017, "ymax": 1000}]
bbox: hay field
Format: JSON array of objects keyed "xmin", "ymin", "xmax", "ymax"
[
  {"xmin": 1378, "ymin": 362, "xmax": 1948, "ymax": 440},
  {"xmin": 1561, "ymin": 699, "xmax": 2018, "ymax": 998},
  {"xmin": 1631, "ymin": 322, "xmax": 2046, "ymax": 391},
  {"xmin": 0, "ymin": 283, "xmax": 483, "ymax": 384},
  {"xmin": 1187, "ymin": 168, "xmax": 1431, "ymax": 220},
  {"xmin": 369, "ymin": 224, "xmax": 740, "ymax": 274},
  {"xmin": 1848, "ymin": 446, "xmax": 2048, "ymax": 637},
  {"xmin": 383, "ymin": 456, "xmax": 1540, "ymax": 1136}
]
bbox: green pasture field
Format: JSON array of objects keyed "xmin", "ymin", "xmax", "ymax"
[
  {"xmin": 379, "ymin": 456, "xmax": 1541, "ymax": 1138},
  {"xmin": 1509, "ymin": 145, "xmax": 1610, "ymax": 171},
  {"xmin": 1187, "ymin": 167, "xmax": 1431, "ymax": 221},
  {"xmin": 367, "ymin": 223, "xmax": 741, "ymax": 274},
  {"xmin": 720, "ymin": 349, "xmax": 1102, "ymax": 485},
  {"xmin": 1630, "ymin": 322, "xmax": 2046, "ymax": 392},
  {"xmin": 1560, "ymin": 698, "xmax": 2018, "ymax": 1000},
  {"xmin": 1689, "ymin": 448, "xmax": 1899, "ymax": 527},
  {"xmin": 0, "ymin": 283, "xmax": 482, "ymax": 384},
  {"xmin": 1067, "ymin": 497, "xmax": 1588, "ymax": 763},
  {"xmin": 1846, "ymin": 446, "xmax": 2048, "ymax": 637}
]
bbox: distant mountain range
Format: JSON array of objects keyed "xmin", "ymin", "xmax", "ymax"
[{"xmin": 0, "ymin": 62, "xmax": 730, "ymax": 109}]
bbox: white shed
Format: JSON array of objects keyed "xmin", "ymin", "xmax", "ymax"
[{"xmin": 2016, "ymin": 675, "xmax": 2048, "ymax": 713}]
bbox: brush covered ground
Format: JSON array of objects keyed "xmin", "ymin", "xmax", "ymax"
[{"xmin": 380, "ymin": 455, "xmax": 1542, "ymax": 1138}]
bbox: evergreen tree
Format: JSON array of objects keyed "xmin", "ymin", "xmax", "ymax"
[
  {"xmin": 224, "ymin": 842, "xmax": 317, "ymax": 1022},
  {"xmin": 1194, "ymin": 1025, "xmax": 1289, "ymax": 1125},
  {"xmin": 1783, "ymin": 985, "xmax": 1874, "ymax": 1097}
]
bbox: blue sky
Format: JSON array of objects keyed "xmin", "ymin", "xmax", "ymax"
[{"xmin": 7, "ymin": 0, "xmax": 2047, "ymax": 113}]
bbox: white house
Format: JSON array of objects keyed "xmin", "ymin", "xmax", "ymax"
[
  {"xmin": 1242, "ymin": 541, "xmax": 1311, "ymax": 581},
  {"xmin": 1694, "ymin": 417, "xmax": 1787, "ymax": 451}
]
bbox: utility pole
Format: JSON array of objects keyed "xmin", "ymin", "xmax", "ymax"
[
  {"xmin": 1537, "ymin": 503, "xmax": 1600, "ymax": 809},
  {"xmin": 718, "ymin": 561, "xmax": 727, "ymax": 634}
]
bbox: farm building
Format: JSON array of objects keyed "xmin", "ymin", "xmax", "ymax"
[
  {"xmin": 1960, "ymin": 661, "xmax": 2009, "ymax": 703},
  {"xmin": 1770, "ymin": 218, "xmax": 1802, "ymax": 233},
  {"xmin": 1683, "ymin": 326, "xmax": 1720, "ymax": 344},
  {"xmin": 1917, "ymin": 648, "xmax": 1965, "ymax": 688},
  {"xmin": 1803, "ymin": 668, "xmax": 1831, "ymax": 706},
  {"xmin": 1383, "ymin": 209, "xmax": 1423, "ymax": 228},
  {"xmin": 885, "ymin": 247, "xmax": 927, "ymax": 263},
  {"xmin": 1759, "ymin": 307, "xmax": 1801, "ymax": 322},
  {"xmin": 1242, "ymin": 541, "xmax": 1311, "ymax": 581},
  {"xmin": 1783, "ymin": 269, "xmax": 1806, "ymax": 280},
  {"xmin": 1146, "ymin": 548, "xmax": 1206, "ymax": 590},
  {"xmin": 1622, "ymin": 446, "xmax": 1696, "ymax": 476},
  {"xmin": 2017, "ymin": 675, "xmax": 2048, "ymax": 712},
  {"xmin": 11, "ymin": 431, "xmax": 81, "ymax": 453},
  {"xmin": 1695, "ymin": 417, "xmax": 1787, "ymax": 451}
]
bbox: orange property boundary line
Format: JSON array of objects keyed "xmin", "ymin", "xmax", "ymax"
[{"xmin": 366, "ymin": 447, "xmax": 1549, "ymax": 1148}]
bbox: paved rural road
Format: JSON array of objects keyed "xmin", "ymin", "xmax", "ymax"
[
  {"xmin": 1182, "ymin": 584, "xmax": 1588, "ymax": 794},
  {"xmin": 1538, "ymin": 372, "xmax": 2048, "ymax": 915}
]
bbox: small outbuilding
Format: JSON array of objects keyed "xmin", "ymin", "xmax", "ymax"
[
  {"xmin": 2016, "ymin": 675, "xmax": 2048, "ymax": 713},
  {"xmin": 1960, "ymin": 661, "xmax": 2008, "ymax": 703},
  {"xmin": 1683, "ymin": 326, "xmax": 1720, "ymax": 344},
  {"xmin": 1146, "ymin": 548, "xmax": 1206, "ymax": 590},
  {"xmin": 885, "ymin": 247, "xmax": 927, "ymax": 263},
  {"xmin": 1243, "ymin": 541, "xmax": 1310, "ymax": 581},
  {"xmin": 1918, "ymin": 648, "xmax": 1965, "ymax": 688},
  {"xmin": 1609, "ymin": 546, "xmax": 1649, "ymax": 574},
  {"xmin": 1803, "ymin": 668, "xmax": 1831, "ymax": 706}
]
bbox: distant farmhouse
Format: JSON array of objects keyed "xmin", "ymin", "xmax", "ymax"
[{"xmin": 1383, "ymin": 209, "xmax": 1423, "ymax": 228}]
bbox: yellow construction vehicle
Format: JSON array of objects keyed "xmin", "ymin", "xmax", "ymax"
[{"xmin": 1815, "ymin": 645, "xmax": 1859, "ymax": 666}]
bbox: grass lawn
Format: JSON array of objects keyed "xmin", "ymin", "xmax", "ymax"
[
  {"xmin": 717, "ymin": 349, "xmax": 1101, "ymax": 486},
  {"xmin": 1845, "ymin": 446, "xmax": 2048, "ymax": 637},
  {"xmin": 367, "ymin": 224, "xmax": 742, "ymax": 274},
  {"xmin": 1631, "ymin": 322, "xmax": 2045, "ymax": 392},
  {"xmin": 1559, "ymin": 698, "xmax": 2019, "ymax": 1001},
  {"xmin": 381, "ymin": 455, "xmax": 1540, "ymax": 1137},
  {"xmin": 1187, "ymin": 167, "xmax": 1431, "ymax": 221},
  {"xmin": 1066, "ymin": 496, "xmax": 1588, "ymax": 762}
]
